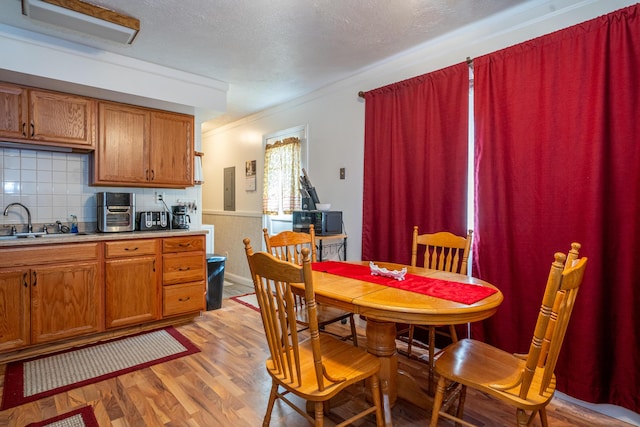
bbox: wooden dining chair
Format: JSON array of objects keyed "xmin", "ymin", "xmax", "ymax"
[
  {"xmin": 243, "ymin": 238, "xmax": 388, "ymax": 427},
  {"xmin": 398, "ymin": 228, "xmax": 473, "ymax": 382},
  {"xmin": 429, "ymin": 243, "xmax": 587, "ymax": 427},
  {"xmin": 263, "ymin": 225, "xmax": 358, "ymax": 346}
]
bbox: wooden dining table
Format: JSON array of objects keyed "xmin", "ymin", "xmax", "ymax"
[{"xmin": 293, "ymin": 260, "xmax": 503, "ymax": 411}]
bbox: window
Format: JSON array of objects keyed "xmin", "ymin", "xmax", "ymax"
[
  {"xmin": 263, "ymin": 137, "xmax": 301, "ymax": 214},
  {"xmin": 262, "ymin": 126, "xmax": 307, "ymax": 236}
]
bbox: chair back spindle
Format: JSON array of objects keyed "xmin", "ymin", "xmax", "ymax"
[
  {"xmin": 411, "ymin": 227, "xmax": 473, "ymax": 274},
  {"xmin": 263, "ymin": 224, "xmax": 317, "ymax": 263}
]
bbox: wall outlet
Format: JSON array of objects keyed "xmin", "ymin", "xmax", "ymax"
[{"xmin": 154, "ymin": 191, "xmax": 165, "ymax": 204}]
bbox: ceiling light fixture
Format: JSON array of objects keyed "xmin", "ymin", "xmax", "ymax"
[{"xmin": 21, "ymin": 0, "xmax": 140, "ymax": 44}]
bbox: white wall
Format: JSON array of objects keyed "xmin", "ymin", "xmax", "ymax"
[{"xmin": 202, "ymin": 0, "xmax": 638, "ymax": 262}]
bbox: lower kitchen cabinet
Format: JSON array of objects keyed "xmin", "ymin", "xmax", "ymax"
[
  {"xmin": 0, "ymin": 243, "xmax": 101, "ymax": 350},
  {"xmin": 104, "ymin": 239, "xmax": 160, "ymax": 329},
  {"xmin": 0, "ymin": 233, "xmax": 206, "ymax": 357},
  {"xmin": 0, "ymin": 269, "xmax": 30, "ymax": 352},
  {"xmin": 162, "ymin": 236, "xmax": 205, "ymax": 316},
  {"xmin": 31, "ymin": 261, "xmax": 101, "ymax": 344}
]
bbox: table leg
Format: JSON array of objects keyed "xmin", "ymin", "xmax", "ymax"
[
  {"xmin": 365, "ymin": 319, "xmax": 398, "ymax": 404},
  {"xmin": 365, "ymin": 318, "xmax": 433, "ymax": 411}
]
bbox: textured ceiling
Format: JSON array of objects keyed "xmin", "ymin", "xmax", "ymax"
[{"xmin": 0, "ymin": 0, "xmax": 532, "ymax": 127}]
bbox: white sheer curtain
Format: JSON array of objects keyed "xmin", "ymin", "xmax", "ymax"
[{"xmin": 262, "ymin": 137, "xmax": 301, "ymax": 215}]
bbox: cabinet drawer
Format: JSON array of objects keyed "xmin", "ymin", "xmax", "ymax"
[
  {"xmin": 105, "ymin": 239, "xmax": 157, "ymax": 258},
  {"xmin": 163, "ymin": 281, "xmax": 204, "ymax": 316},
  {"xmin": 163, "ymin": 236, "xmax": 204, "ymax": 253},
  {"xmin": 0, "ymin": 243, "xmax": 98, "ymax": 268},
  {"xmin": 163, "ymin": 253, "xmax": 205, "ymax": 284}
]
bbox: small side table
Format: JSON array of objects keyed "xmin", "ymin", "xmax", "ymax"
[{"xmin": 316, "ymin": 234, "xmax": 347, "ymax": 261}]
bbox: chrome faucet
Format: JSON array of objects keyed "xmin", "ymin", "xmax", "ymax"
[{"xmin": 3, "ymin": 202, "xmax": 32, "ymax": 233}]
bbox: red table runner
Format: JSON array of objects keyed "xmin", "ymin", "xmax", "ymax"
[{"xmin": 312, "ymin": 261, "xmax": 497, "ymax": 305}]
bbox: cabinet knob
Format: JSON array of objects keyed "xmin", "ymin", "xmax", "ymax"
[{"xmin": 178, "ymin": 297, "xmax": 191, "ymax": 302}]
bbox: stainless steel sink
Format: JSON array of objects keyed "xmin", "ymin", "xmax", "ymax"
[
  {"xmin": 0, "ymin": 232, "xmax": 89, "ymax": 240},
  {"xmin": 37, "ymin": 233, "xmax": 89, "ymax": 238},
  {"xmin": 15, "ymin": 232, "xmax": 47, "ymax": 238}
]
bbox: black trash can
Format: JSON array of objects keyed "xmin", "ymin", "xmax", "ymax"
[{"xmin": 206, "ymin": 254, "xmax": 226, "ymax": 310}]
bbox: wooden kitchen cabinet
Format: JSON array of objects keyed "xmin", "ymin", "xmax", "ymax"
[
  {"xmin": 0, "ymin": 82, "xmax": 95, "ymax": 151},
  {"xmin": 150, "ymin": 110, "xmax": 193, "ymax": 187},
  {"xmin": 104, "ymin": 239, "xmax": 160, "ymax": 329},
  {"xmin": 0, "ymin": 233, "xmax": 207, "ymax": 360},
  {"xmin": 0, "ymin": 243, "xmax": 102, "ymax": 347},
  {"xmin": 92, "ymin": 101, "xmax": 194, "ymax": 188},
  {"xmin": 0, "ymin": 83, "xmax": 28, "ymax": 140},
  {"xmin": 30, "ymin": 261, "xmax": 101, "ymax": 344},
  {"xmin": 0, "ymin": 268, "xmax": 30, "ymax": 352},
  {"xmin": 162, "ymin": 236, "xmax": 205, "ymax": 317}
]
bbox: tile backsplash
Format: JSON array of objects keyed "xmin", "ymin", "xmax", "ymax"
[{"xmin": 1, "ymin": 148, "xmax": 200, "ymax": 233}]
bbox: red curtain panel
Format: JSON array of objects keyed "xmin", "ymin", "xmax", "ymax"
[
  {"xmin": 362, "ymin": 63, "xmax": 469, "ymax": 265},
  {"xmin": 473, "ymin": 5, "xmax": 640, "ymax": 413}
]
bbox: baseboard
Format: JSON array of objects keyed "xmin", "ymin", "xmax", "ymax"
[{"xmin": 555, "ymin": 392, "xmax": 640, "ymax": 426}]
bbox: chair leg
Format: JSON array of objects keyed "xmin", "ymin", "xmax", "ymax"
[
  {"xmin": 448, "ymin": 324, "xmax": 458, "ymax": 342},
  {"xmin": 516, "ymin": 408, "xmax": 539, "ymax": 427},
  {"xmin": 455, "ymin": 385, "xmax": 467, "ymax": 426},
  {"xmin": 430, "ymin": 375, "xmax": 447, "ymax": 427},
  {"xmin": 428, "ymin": 326, "xmax": 436, "ymax": 395},
  {"xmin": 349, "ymin": 314, "xmax": 359, "ymax": 347},
  {"xmin": 539, "ymin": 407, "xmax": 549, "ymax": 427},
  {"xmin": 407, "ymin": 325, "xmax": 415, "ymax": 356},
  {"xmin": 314, "ymin": 401, "xmax": 324, "ymax": 426},
  {"xmin": 369, "ymin": 374, "xmax": 385, "ymax": 427},
  {"xmin": 263, "ymin": 381, "xmax": 278, "ymax": 426}
]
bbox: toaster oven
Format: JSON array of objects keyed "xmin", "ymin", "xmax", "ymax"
[{"xmin": 97, "ymin": 192, "xmax": 135, "ymax": 232}]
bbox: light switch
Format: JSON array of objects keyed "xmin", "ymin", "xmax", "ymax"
[{"xmin": 339, "ymin": 168, "xmax": 345, "ymax": 179}]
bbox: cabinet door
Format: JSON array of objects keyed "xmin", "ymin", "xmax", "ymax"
[
  {"xmin": 0, "ymin": 268, "xmax": 30, "ymax": 351},
  {"xmin": 30, "ymin": 261, "xmax": 101, "ymax": 344},
  {"xmin": 149, "ymin": 111, "xmax": 193, "ymax": 187},
  {"xmin": 94, "ymin": 102, "xmax": 150, "ymax": 184},
  {"xmin": 0, "ymin": 83, "xmax": 28, "ymax": 140},
  {"xmin": 29, "ymin": 89, "xmax": 95, "ymax": 148},
  {"xmin": 105, "ymin": 256, "xmax": 159, "ymax": 329}
]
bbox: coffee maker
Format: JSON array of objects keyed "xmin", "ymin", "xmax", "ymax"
[{"xmin": 171, "ymin": 205, "xmax": 190, "ymax": 229}]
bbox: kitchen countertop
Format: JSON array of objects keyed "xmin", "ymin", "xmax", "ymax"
[{"xmin": 0, "ymin": 229, "xmax": 208, "ymax": 248}]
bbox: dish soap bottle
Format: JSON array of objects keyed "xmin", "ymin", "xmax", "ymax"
[{"xmin": 70, "ymin": 214, "xmax": 78, "ymax": 233}]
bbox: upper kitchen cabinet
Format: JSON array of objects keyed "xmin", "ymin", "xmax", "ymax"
[
  {"xmin": 0, "ymin": 83, "xmax": 28, "ymax": 140},
  {"xmin": 0, "ymin": 83, "xmax": 96, "ymax": 151},
  {"xmin": 91, "ymin": 102, "xmax": 194, "ymax": 188}
]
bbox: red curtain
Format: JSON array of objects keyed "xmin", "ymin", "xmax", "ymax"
[
  {"xmin": 473, "ymin": 5, "xmax": 640, "ymax": 413},
  {"xmin": 362, "ymin": 63, "xmax": 469, "ymax": 265}
]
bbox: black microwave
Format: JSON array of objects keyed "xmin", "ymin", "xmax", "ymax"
[{"xmin": 292, "ymin": 210, "xmax": 343, "ymax": 235}]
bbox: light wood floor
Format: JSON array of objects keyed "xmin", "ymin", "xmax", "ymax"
[{"xmin": 0, "ymin": 286, "xmax": 634, "ymax": 426}]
